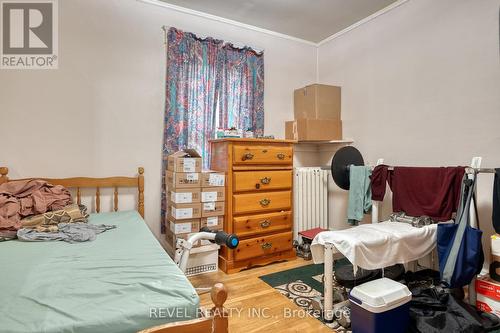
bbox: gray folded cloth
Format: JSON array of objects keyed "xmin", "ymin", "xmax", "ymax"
[{"xmin": 17, "ymin": 223, "xmax": 116, "ymax": 243}]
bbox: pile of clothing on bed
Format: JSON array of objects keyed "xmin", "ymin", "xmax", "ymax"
[{"xmin": 0, "ymin": 179, "xmax": 115, "ymax": 242}]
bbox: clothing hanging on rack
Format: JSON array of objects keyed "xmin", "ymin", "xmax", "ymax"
[
  {"xmin": 371, "ymin": 164, "xmax": 389, "ymax": 201},
  {"xmin": 347, "ymin": 166, "xmax": 372, "ymax": 225},
  {"xmin": 370, "ymin": 165, "xmax": 465, "ymax": 221},
  {"xmin": 493, "ymin": 169, "xmax": 500, "ymax": 234}
]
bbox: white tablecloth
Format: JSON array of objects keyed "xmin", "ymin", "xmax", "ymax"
[{"xmin": 311, "ymin": 221, "xmax": 438, "ymax": 271}]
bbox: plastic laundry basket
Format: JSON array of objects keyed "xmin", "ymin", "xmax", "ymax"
[
  {"xmin": 349, "ymin": 278, "xmax": 412, "ymax": 333},
  {"xmin": 185, "ymin": 243, "xmax": 220, "ymax": 276}
]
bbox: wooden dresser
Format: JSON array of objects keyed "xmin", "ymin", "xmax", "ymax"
[{"xmin": 210, "ymin": 138, "xmax": 296, "ymax": 273}]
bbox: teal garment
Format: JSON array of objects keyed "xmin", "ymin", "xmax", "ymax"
[
  {"xmin": 0, "ymin": 211, "xmax": 199, "ymax": 333},
  {"xmin": 347, "ymin": 166, "xmax": 373, "ymax": 225}
]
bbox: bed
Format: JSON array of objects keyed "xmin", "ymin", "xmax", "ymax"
[{"xmin": 0, "ymin": 167, "xmax": 228, "ymax": 333}]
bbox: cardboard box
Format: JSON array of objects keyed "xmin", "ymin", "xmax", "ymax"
[
  {"xmin": 476, "ymin": 276, "xmax": 500, "ymax": 300},
  {"xmin": 201, "ymin": 171, "xmax": 225, "ymax": 187},
  {"xmin": 167, "ymin": 149, "xmax": 202, "ymax": 173},
  {"xmin": 294, "ymin": 84, "xmax": 341, "ymax": 120},
  {"xmin": 201, "ymin": 201, "xmax": 225, "ymax": 217},
  {"xmin": 477, "ymin": 293, "xmax": 500, "ymax": 317},
  {"xmin": 201, "ymin": 187, "xmax": 225, "ymax": 202},
  {"xmin": 201, "ymin": 216, "xmax": 224, "ymax": 230},
  {"xmin": 285, "ymin": 118, "xmax": 342, "ymax": 141},
  {"xmin": 476, "ymin": 276, "xmax": 500, "ymax": 317},
  {"xmin": 168, "ymin": 188, "xmax": 201, "ymax": 204},
  {"xmin": 166, "ymin": 170, "xmax": 201, "ymax": 188},
  {"xmin": 168, "ymin": 218, "xmax": 201, "ymax": 234},
  {"xmin": 168, "ymin": 202, "xmax": 201, "ymax": 220}
]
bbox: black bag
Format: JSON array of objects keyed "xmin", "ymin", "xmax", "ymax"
[
  {"xmin": 405, "ymin": 270, "xmax": 500, "ymax": 333},
  {"xmin": 408, "ymin": 287, "xmax": 500, "ymax": 333}
]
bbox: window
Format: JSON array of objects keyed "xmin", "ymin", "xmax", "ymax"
[{"xmin": 160, "ymin": 27, "xmax": 264, "ymax": 232}]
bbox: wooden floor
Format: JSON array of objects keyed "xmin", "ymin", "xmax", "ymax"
[{"xmin": 189, "ymin": 258, "xmax": 333, "ymax": 333}]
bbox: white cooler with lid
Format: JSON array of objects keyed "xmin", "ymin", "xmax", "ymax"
[{"xmin": 349, "ymin": 278, "xmax": 412, "ymax": 333}]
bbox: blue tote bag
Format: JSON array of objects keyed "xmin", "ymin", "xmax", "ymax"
[{"xmin": 437, "ymin": 172, "xmax": 484, "ymax": 288}]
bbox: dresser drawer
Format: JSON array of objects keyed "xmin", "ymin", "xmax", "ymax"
[
  {"xmin": 233, "ymin": 170, "xmax": 292, "ymax": 192},
  {"xmin": 234, "ymin": 231, "xmax": 293, "ymax": 261},
  {"xmin": 234, "ymin": 211, "xmax": 292, "ymax": 238},
  {"xmin": 233, "ymin": 145, "xmax": 292, "ymax": 165},
  {"xmin": 233, "ymin": 191, "xmax": 291, "ymax": 214}
]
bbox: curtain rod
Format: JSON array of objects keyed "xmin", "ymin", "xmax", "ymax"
[{"xmin": 161, "ymin": 26, "xmax": 265, "ymax": 53}]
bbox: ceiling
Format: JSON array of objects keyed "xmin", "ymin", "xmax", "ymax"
[{"xmin": 159, "ymin": 0, "xmax": 399, "ymax": 43}]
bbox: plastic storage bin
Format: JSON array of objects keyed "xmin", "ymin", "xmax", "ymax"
[
  {"xmin": 184, "ymin": 243, "xmax": 220, "ymax": 276},
  {"xmin": 349, "ymin": 278, "xmax": 412, "ymax": 333}
]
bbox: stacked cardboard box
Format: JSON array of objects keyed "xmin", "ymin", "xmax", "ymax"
[
  {"xmin": 285, "ymin": 84, "xmax": 343, "ymax": 141},
  {"xmin": 165, "ymin": 149, "xmax": 225, "ymax": 250},
  {"xmin": 200, "ymin": 171, "xmax": 225, "ymax": 231}
]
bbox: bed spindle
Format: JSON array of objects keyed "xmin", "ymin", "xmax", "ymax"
[
  {"xmin": 96, "ymin": 187, "xmax": 100, "ymax": 213},
  {"xmin": 0, "ymin": 167, "xmax": 8, "ymax": 184},
  {"xmin": 76, "ymin": 187, "xmax": 81, "ymax": 205},
  {"xmin": 114, "ymin": 187, "xmax": 119, "ymax": 212},
  {"xmin": 138, "ymin": 167, "xmax": 145, "ymax": 218}
]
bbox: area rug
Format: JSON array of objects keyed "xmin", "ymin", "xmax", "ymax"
[{"xmin": 260, "ymin": 260, "xmax": 352, "ymax": 333}]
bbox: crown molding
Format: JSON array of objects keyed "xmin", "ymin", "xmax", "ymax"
[
  {"xmin": 317, "ymin": 0, "xmax": 410, "ymax": 46},
  {"xmin": 138, "ymin": 0, "xmax": 317, "ymax": 47},
  {"xmin": 139, "ymin": 0, "xmax": 410, "ymax": 49}
]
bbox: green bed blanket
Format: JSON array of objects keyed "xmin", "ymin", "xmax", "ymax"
[{"xmin": 0, "ymin": 210, "xmax": 199, "ymax": 333}]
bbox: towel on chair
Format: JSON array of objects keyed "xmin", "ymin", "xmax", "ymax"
[{"xmin": 347, "ymin": 166, "xmax": 372, "ymax": 225}]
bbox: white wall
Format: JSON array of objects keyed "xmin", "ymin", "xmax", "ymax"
[
  {"xmin": 0, "ymin": 0, "xmax": 317, "ymax": 240},
  {"xmin": 2, "ymin": 0, "xmax": 499, "ymax": 257},
  {"xmin": 318, "ymin": 0, "xmax": 500, "ymax": 258}
]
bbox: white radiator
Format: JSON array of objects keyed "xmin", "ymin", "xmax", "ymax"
[{"xmin": 293, "ymin": 167, "xmax": 329, "ymax": 240}]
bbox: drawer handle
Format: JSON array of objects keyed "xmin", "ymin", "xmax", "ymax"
[
  {"xmin": 260, "ymin": 220, "xmax": 271, "ymax": 228},
  {"xmin": 261, "ymin": 242, "xmax": 272, "ymax": 250},
  {"xmin": 276, "ymin": 153, "xmax": 286, "ymax": 160},
  {"xmin": 260, "ymin": 177, "xmax": 271, "ymax": 185},
  {"xmin": 242, "ymin": 152, "xmax": 254, "ymax": 161},
  {"xmin": 260, "ymin": 198, "xmax": 271, "ymax": 207}
]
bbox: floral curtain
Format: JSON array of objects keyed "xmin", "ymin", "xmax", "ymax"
[
  {"xmin": 161, "ymin": 28, "xmax": 264, "ymax": 233},
  {"xmin": 163, "ymin": 28, "xmax": 223, "ymax": 168},
  {"xmin": 219, "ymin": 45, "xmax": 264, "ymax": 135}
]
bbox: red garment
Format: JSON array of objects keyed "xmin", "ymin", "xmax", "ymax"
[
  {"xmin": 370, "ymin": 166, "xmax": 465, "ymax": 221},
  {"xmin": 371, "ymin": 165, "xmax": 390, "ymax": 201},
  {"xmin": 0, "ymin": 179, "xmax": 72, "ymax": 231}
]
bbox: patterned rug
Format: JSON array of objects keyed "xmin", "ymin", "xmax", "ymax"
[{"xmin": 260, "ymin": 260, "xmax": 352, "ymax": 333}]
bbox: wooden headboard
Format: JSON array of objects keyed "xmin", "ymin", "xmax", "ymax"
[{"xmin": 0, "ymin": 167, "xmax": 145, "ymax": 218}]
